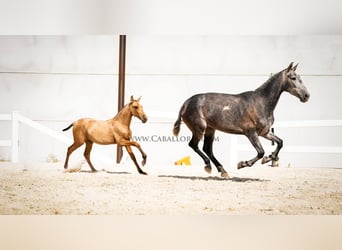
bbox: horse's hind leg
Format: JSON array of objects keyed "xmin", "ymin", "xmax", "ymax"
[
  {"xmin": 203, "ymin": 128, "xmax": 228, "ymax": 178},
  {"xmin": 188, "ymin": 132, "xmax": 212, "ymax": 173},
  {"xmin": 84, "ymin": 141, "xmax": 97, "ymax": 172},
  {"xmin": 64, "ymin": 142, "xmax": 83, "ymax": 169},
  {"xmin": 238, "ymin": 131, "xmax": 265, "ymax": 169},
  {"xmin": 261, "ymin": 131, "xmax": 283, "ymax": 167}
]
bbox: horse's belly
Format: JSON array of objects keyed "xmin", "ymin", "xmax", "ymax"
[
  {"xmin": 217, "ymin": 126, "xmax": 244, "ymax": 135},
  {"xmin": 207, "ymin": 118, "xmax": 244, "ymax": 134}
]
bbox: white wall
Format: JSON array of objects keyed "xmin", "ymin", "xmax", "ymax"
[
  {"xmin": 1, "ymin": 35, "xmax": 341, "ymax": 169},
  {"xmin": 0, "ymin": 36, "xmax": 119, "ymax": 163}
]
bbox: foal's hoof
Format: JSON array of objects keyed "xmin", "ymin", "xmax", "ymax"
[
  {"xmin": 204, "ymin": 166, "xmax": 212, "ymax": 174},
  {"xmin": 139, "ymin": 171, "xmax": 148, "ymax": 175},
  {"xmin": 237, "ymin": 161, "xmax": 247, "ymax": 169},
  {"xmin": 221, "ymin": 172, "xmax": 229, "ymax": 178}
]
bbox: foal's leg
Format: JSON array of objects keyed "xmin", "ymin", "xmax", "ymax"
[
  {"xmin": 64, "ymin": 142, "xmax": 83, "ymax": 169},
  {"xmin": 261, "ymin": 131, "xmax": 283, "ymax": 167},
  {"xmin": 84, "ymin": 141, "xmax": 97, "ymax": 172},
  {"xmin": 118, "ymin": 138, "xmax": 147, "ymax": 175},
  {"xmin": 125, "ymin": 145, "xmax": 147, "ymax": 175},
  {"xmin": 133, "ymin": 142, "xmax": 147, "ymax": 166},
  {"xmin": 238, "ymin": 131, "xmax": 265, "ymax": 169},
  {"xmin": 127, "ymin": 140, "xmax": 147, "ymax": 166},
  {"xmin": 203, "ymin": 128, "xmax": 228, "ymax": 178}
]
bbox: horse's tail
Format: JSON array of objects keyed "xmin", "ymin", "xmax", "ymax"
[
  {"xmin": 62, "ymin": 123, "xmax": 74, "ymax": 132},
  {"xmin": 173, "ymin": 105, "xmax": 185, "ymax": 136}
]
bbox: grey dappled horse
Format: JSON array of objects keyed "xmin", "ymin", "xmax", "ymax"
[{"xmin": 173, "ymin": 63, "xmax": 310, "ymax": 178}]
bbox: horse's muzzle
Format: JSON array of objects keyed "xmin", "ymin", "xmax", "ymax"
[
  {"xmin": 141, "ymin": 116, "xmax": 148, "ymax": 123},
  {"xmin": 300, "ymin": 92, "xmax": 310, "ymax": 103}
]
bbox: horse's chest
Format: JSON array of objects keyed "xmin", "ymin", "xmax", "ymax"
[{"xmin": 113, "ymin": 125, "xmax": 131, "ymax": 139}]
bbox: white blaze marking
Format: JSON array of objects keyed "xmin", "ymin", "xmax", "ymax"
[{"xmin": 223, "ymin": 105, "xmax": 230, "ymax": 111}]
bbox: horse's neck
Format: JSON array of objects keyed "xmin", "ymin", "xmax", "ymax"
[
  {"xmin": 112, "ymin": 104, "xmax": 132, "ymax": 126},
  {"xmin": 255, "ymin": 72, "xmax": 284, "ymax": 114}
]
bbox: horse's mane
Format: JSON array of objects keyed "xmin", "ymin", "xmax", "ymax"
[{"xmin": 255, "ymin": 70, "xmax": 283, "ymax": 93}]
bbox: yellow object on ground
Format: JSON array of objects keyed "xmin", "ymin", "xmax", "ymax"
[{"xmin": 174, "ymin": 155, "xmax": 191, "ymax": 166}]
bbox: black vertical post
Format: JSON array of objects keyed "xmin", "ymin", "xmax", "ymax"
[{"xmin": 116, "ymin": 35, "xmax": 126, "ymax": 163}]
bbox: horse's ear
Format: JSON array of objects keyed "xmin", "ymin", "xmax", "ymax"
[
  {"xmin": 293, "ymin": 63, "xmax": 298, "ymax": 71},
  {"xmin": 137, "ymin": 96, "xmax": 142, "ymax": 102},
  {"xmin": 130, "ymin": 95, "xmax": 134, "ymax": 102},
  {"xmin": 286, "ymin": 62, "xmax": 294, "ymax": 72}
]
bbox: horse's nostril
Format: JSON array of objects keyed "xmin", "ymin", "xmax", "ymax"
[{"xmin": 302, "ymin": 93, "xmax": 310, "ymax": 102}]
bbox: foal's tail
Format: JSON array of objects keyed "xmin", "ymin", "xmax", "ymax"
[
  {"xmin": 173, "ymin": 105, "xmax": 185, "ymax": 136},
  {"xmin": 62, "ymin": 123, "xmax": 74, "ymax": 132}
]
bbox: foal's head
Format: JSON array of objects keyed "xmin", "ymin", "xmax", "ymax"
[
  {"xmin": 129, "ymin": 96, "xmax": 148, "ymax": 123},
  {"xmin": 282, "ymin": 62, "xmax": 310, "ymax": 102}
]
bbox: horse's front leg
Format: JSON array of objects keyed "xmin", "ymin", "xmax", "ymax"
[
  {"xmin": 129, "ymin": 141, "xmax": 147, "ymax": 166},
  {"xmin": 238, "ymin": 131, "xmax": 265, "ymax": 169},
  {"xmin": 261, "ymin": 130, "xmax": 283, "ymax": 167},
  {"xmin": 129, "ymin": 140, "xmax": 147, "ymax": 166},
  {"xmin": 118, "ymin": 139, "xmax": 147, "ymax": 175}
]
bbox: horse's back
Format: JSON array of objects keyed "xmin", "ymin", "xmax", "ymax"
[
  {"xmin": 181, "ymin": 92, "xmax": 249, "ymax": 134},
  {"xmin": 183, "ymin": 92, "xmax": 240, "ymax": 114},
  {"xmin": 72, "ymin": 118, "xmax": 115, "ymax": 144}
]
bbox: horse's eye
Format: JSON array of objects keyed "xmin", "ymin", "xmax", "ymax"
[
  {"xmin": 133, "ymin": 106, "xmax": 138, "ymax": 109},
  {"xmin": 291, "ymin": 77, "xmax": 296, "ymax": 81}
]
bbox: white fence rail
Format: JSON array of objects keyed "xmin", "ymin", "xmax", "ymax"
[{"xmin": 0, "ymin": 111, "xmax": 115, "ymax": 164}]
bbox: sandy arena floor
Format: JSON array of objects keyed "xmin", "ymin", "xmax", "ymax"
[{"xmin": 0, "ymin": 162, "xmax": 341, "ymax": 215}]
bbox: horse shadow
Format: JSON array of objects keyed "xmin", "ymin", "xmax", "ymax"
[
  {"xmin": 77, "ymin": 169, "xmax": 132, "ymax": 175},
  {"xmin": 78, "ymin": 170, "xmax": 268, "ymax": 182},
  {"xmin": 158, "ymin": 175, "xmax": 269, "ymax": 183}
]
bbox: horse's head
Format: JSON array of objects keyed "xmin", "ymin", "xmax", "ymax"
[
  {"xmin": 129, "ymin": 96, "xmax": 148, "ymax": 123},
  {"xmin": 282, "ymin": 62, "xmax": 310, "ymax": 103}
]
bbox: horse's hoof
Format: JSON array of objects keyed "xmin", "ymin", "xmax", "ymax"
[
  {"xmin": 204, "ymin": 166, "xmax": 212, "ymax": 174},
  {"xmin": 221, "ymin": 172, "xmax": 229, "ymax": 178},
  {"xmin": 142, "ymin": 159, "xmax": 146, "ymax": 166},
  {"xmin": 271, "ymin": 160, "xmax": 279, "ymax": 167},
  {"xmin": 91, "ymin": 170, "xmax": 97, "ymax": 173},
  {"xmin": 262, "ymin": 156, "xmax": 271, "ymax": 164},
  {"xmin": 139, "ymin": 171, "xmax": 148, "ymax": 175},
  {"xmin": 237, "ymin": 161, "xmax": 246, "ymax": 169}
]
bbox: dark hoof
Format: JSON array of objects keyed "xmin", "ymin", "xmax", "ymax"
[
  {"xmin": 139, "ymin": 171, "xmax": 148, "ymax": 175},
  {"xmin": 204, "ymin": 166, "xmax": 212, "ymax": 174},
  {"xmin": 237, "ymin": 161, "xmax": 246, "ymax": 169},
  {"xmin": 221, "ymin": 172, "xmax": 229, "ymax": 178},
  {"xmin": 142, "ymin": 159, "xmax": 146, "ymax": 166},
  {"xmin": 91, "ymin": 169, "xmax": 97, "ymax": 173}
]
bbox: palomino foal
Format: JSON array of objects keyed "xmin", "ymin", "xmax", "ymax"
[{"xmin": 63, "ymin": 96, "xmax": 148, "ymax": 175}]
